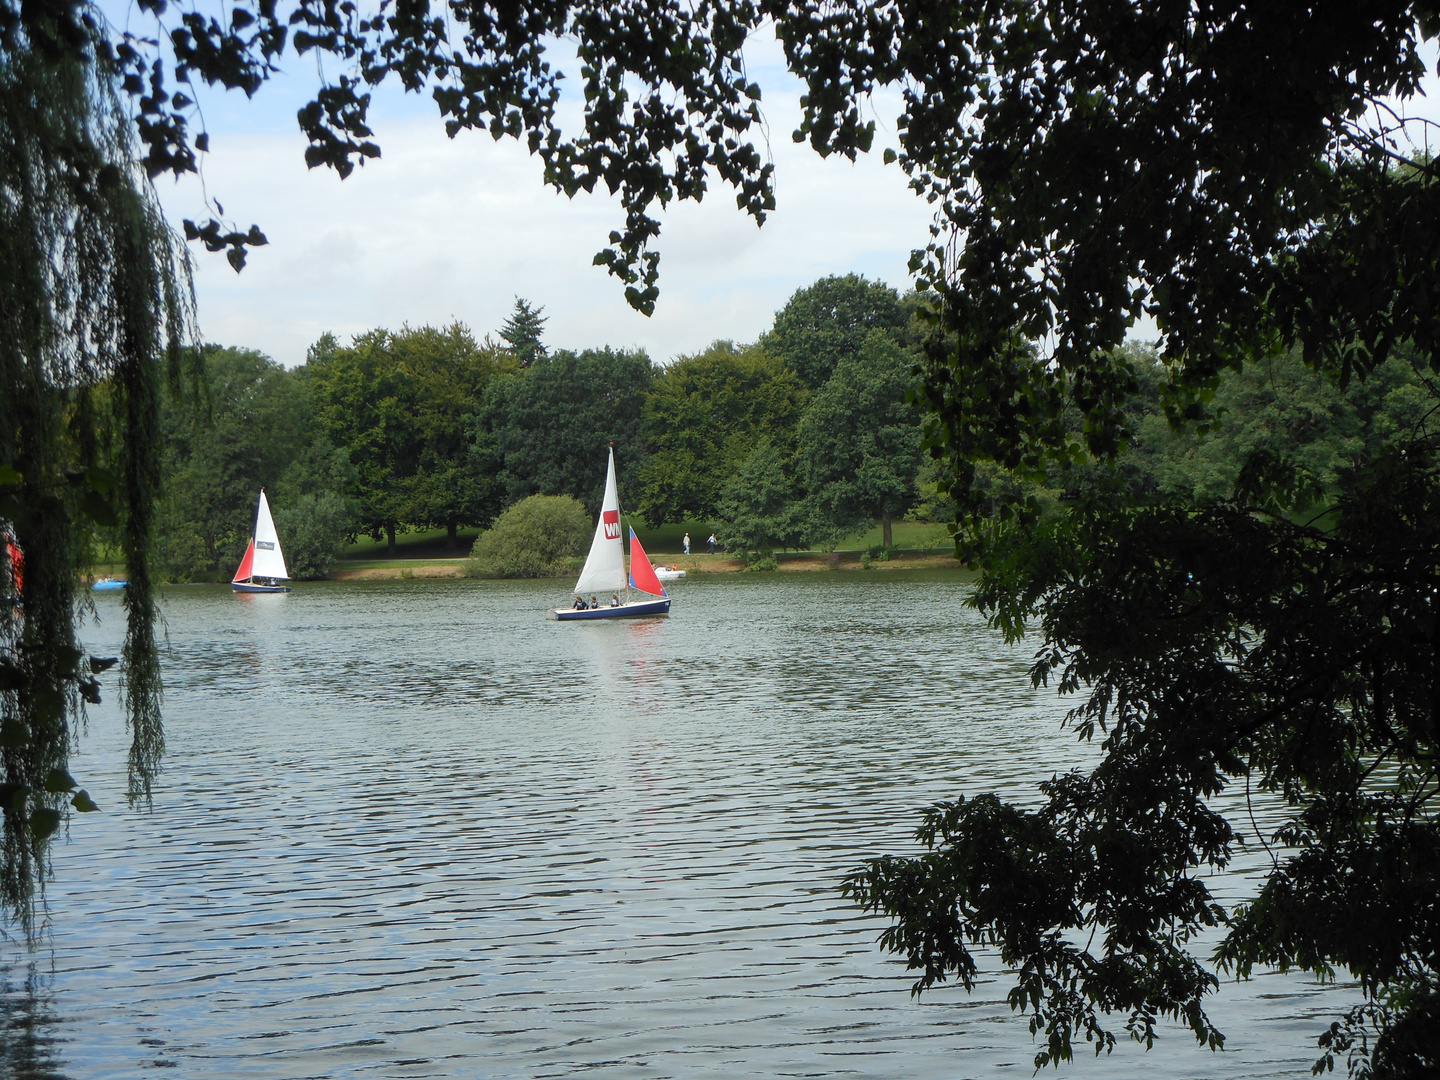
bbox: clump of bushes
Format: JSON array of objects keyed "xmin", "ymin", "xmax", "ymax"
[
  {"xmin": 275, "ymin": 492, "xmax": 350, "ymax": 580},
  {"xmin": 466, "ymin": 494, "xmax": 591, "ymax": 578}
]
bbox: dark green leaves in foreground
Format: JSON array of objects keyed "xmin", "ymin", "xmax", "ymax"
[{"xmin": 847, "ymin": 459, "xmax": 1440, "ymax": 1074}]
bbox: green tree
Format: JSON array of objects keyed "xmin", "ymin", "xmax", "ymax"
[
  {"xmin": 477, "ymin": 347, "xmax": 654, "ymax": 513},
  {"xmin": 717, "ymin": 439, "xmax": 811, "ymax": 564},
  {"xmin": 635, "ymin": 341, "xmax": 806, "ymax": 524},
  {"xmin": 498, "ymin": 298, "xmax": 548, "ymax": 368},
  {"xmin": 273, "ymin": 492, "xmax": 349, "ymax": 580},
  {"xmin": 307, "ymin": 323, "xmax": 506, "ymax": 553},
  {"xmin": 156, "ymin": 346, "xmax": 321, "ymax": 580},
  {"xmin": 766, "ymin": 274, "xmax": 907, "ymax": 390},
  {"xmin": 810, "ymin": 4, "xmax": 1440, "ymax": 1074},
  {"xmin": 465, "ymin": 494, "xmax": 591, "ymax": 578},
  {"xmin": 796, "ymin": 331, "xmax": 922, "ymax": 548}
]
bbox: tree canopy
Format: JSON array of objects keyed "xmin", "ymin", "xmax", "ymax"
[
  {"xmin": 766, "ymin": 274, "xmax": 908, "ymax": 390},
  {"xmin": 635, "ymin": 341, "xmax": 806, "ymax": 524},
  {"xmin": 477, "ymin": 347, "xmax": 654, "ymax": 514},
  {"xmin": 796, "ymin": 330, "xmax": 922, "ymax": 548},
  {"xmin": 306, "ymin": 323, "xmax": 505, "ymax": 551}
]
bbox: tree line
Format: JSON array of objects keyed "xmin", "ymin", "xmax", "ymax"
[
  {"xmin": 153, "ymin": 274, "xmax": 932, "ymax": 579},
  {"xmin": 157, "ymin": 283, "xmax": 1440, "ymax": 582}
]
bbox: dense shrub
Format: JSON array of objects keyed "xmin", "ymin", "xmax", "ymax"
[
  {"xmin": 275, "ymin": 492, "xmax": 351, "ymax": 580},
  {"xmin": 466, "ymin": 494, "xmax": 591, "ymax": 578}
]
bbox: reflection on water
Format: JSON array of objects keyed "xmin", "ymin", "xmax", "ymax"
[{"xmin": 1, "ymin": 574, "xmax": 1351, "ymax": 1078}]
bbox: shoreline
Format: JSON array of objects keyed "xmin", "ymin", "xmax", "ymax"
[{"xmin": 327, "ymin": 548, "xmax": 964, "ymax": 581}]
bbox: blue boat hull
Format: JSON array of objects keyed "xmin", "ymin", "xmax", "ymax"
[
  {"xmin": 91, "ymin": 580, "xmax": 127, "ymax": 591},
  {"xmin": 233, "ymin": 582, "xmax": 292, "ymax": 594},
  {"xmin": 552, "ymin": 597, "xmax": 669, "ymax": 620}
]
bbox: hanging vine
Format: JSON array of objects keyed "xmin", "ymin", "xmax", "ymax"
[{"xmin": 0, "ymin": 2, "xmax": 193, "ymax": 932}]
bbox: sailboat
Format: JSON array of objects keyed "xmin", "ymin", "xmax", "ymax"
[
  {"xmin": 232, "ymin": 489, "xmax": 292, "ymax": 594},
  {"xmin": 551, "ymin": 446, "xmax": 670, "ymax": 620}
]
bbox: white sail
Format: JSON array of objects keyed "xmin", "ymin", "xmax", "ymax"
[
  {"xmin": 250, "ymin": 490, "xmax": 290, "ymax": 581},
  {"xmin": 573, "ymin": 447, "xmax": 627, "ymax": 596}
]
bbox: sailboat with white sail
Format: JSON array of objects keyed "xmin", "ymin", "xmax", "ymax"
[
  {"xmin": 551, "ymin": 446, "xmax": 670, "ymax": 620},
  {"xmin": 232, "ymin": 489, "xmax": 292, "ymax": 594}
]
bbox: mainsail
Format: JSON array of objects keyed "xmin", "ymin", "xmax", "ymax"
[
  {"xmin": 573, "ymin": 447, "xmax": 628, "ymax": 596},
  {"xmin": 251, "ymin": 490, "xmax": 288, "ymax": 580},
  {"xmin": 234, "ymin": 490, "xmax": 290, "ymax": 583}
]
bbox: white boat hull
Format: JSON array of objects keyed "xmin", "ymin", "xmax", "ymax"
[
  {"xmin": 551, "ymin": 597, "xmax": 670, "ymax": 620},
  {"xmin": 654, "ymin": 568, "xmax": 686, "ymax": 582}
]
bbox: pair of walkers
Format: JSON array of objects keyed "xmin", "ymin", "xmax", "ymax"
[{"xmin": 680, "ymin": 532, "xmax": 719, "ymax": 555}]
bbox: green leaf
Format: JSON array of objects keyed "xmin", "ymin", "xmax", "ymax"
[
  {"xmin": 78, "ymin": 488, "xmax": 119, "ymax": 527},
  {"xmin": 71, "ymin": 790, "xmax": 100, "ymax": 813},
  {"xmin": 44, "ymin": 767, "xmax": 77, "ymax": 793},
  {"xmin": 85, "ymin": 466, "xmax": 117, "ymax": 494},
  {"xmin": 0, "ymin": 464, "xmax": 20, "ymax": 485},
  {"xmin": 29, "ymin": 807, "xmax": 62, "ymax": 842}
]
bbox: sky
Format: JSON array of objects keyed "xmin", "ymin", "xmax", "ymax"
[
  {"xmin": 139, "ymin": 19, "xmax": 1440, "ymax": 371},
  {"xmin": 146, "ymin": 26, "xmax": 935, "ymax": 369}
]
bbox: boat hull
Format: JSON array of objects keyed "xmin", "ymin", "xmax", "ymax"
[
  {"xmin": 551, "ymin": 597, "xmax": 670, "ymax": 620},
  {"xmin": 232, "ymin": 582, "xmax": 292, "ymax": 594},
  {"xmin": 654, "ymin": 569, "xmax": 686, "ymax": 582},
  {"xmin": 91, "ymin": 580, "xmax": 127, "ymax": 591}
]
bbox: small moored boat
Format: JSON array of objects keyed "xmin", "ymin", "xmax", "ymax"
[
  {"xmin": 232, "ymin": 490, "xmax": 292, "ymax": 594},
  {"xmin": 91, "ymin": 577, "xmax": 127, "ymax": 591},
  {"xmin": 552, "ymin": 447, "xmax": 669, "ymax": 620},
  {"xmin": 653, "ymin": 565, "xmax": 686, "ymax": 582}
]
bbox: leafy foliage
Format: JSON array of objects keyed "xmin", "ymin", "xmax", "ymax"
[
  {"xmin": 716, "ymin": 439, "xmax": 811, "ymax": 563},
  {"xmin": 155, "ymin": 345, "xmax": 350, "ymax": 580},
  {"xmin": 273, "ymin": 492, "xmax": 349, "ymax": 580},
  {"xmin": 307, "ymin": 324, "xmax": 506, "ymax": 551},
  {"xmin": 797, "ymin": 330, "xmax": 922, "ymax": 548},
  {"xmin": 635, "ymin": 341, "xmax": 806, "ymax": 524},
  {"xmin": 86, "ymin": 0, "xmax": 777, "ymax": 313},
  {"xmin": 477, "ymin": 347, "xmax": 654, "ymax": 514},
  {"xmin": 465, "ymin": 494, "xmax": 590, "ymax": 578},
  {"xmin": 0, "ymin": 6, "xmax": 193, "ymax": 927},
  {"xmin": 767, "ymin": 274, "xmax": 908, "ymax": 390}
]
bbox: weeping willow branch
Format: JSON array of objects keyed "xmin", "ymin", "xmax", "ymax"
[{"xmin": 0, "ymin": 3, "xmax": 193, "ymax": 931}]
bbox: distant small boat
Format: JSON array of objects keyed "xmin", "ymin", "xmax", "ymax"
[
  {"xmin": 232, "ymin": 490, "xmax": 292, "ymax": 594},
  {"xmin": 551, "ymin": 447, "xmax": 670, "ymax": 620},
  {"xmin": 653, "ymin": 566, "xmax": 686, "ymax": 582},
  {"xmin": 91, "ymin": 577, "xmax": 127, "ymax": 591}
]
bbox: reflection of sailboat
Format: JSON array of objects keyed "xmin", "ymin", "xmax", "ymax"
[
  {"xmin": 551, "ymin": 446, "xmax": 670, "ymax": 620},
  {"xmin": 232, "ymin": 490, "xmax": 292, "ymax": 594}
]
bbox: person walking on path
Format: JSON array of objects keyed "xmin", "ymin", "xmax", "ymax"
[
  {"xmin": 707, "ymin": 533, "xmax": 716, "ymax": 554},
  {"xmin": 683, "ymin": 532, "xmax": 691, "ymax": 555}
]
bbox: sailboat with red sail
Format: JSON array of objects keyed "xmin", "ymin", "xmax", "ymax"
[
  {"xmin": 551, "ymin": 447, "xmax": 670, "ymax": 620},
  {"xmin": 232, "ymin": 490, "xmax": 292, "ymax": 594}
]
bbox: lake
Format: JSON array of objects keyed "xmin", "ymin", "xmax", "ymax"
[{"xmin": 1, "ymin": 573, "xmax": 1352, "ymax": 1078}]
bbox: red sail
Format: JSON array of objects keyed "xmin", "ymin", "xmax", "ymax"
[
  {"xmin": 232, "ymin": 539, "xmax": 256, "ymax": 584},
  {"xmin": 628, "ymin": 529, "xmax": 667, "ymax": 597}
]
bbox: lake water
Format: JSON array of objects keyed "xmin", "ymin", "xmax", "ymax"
[{"xmin": 2, "ymin": 573, "xmax": 1353, "ymax": 1078}]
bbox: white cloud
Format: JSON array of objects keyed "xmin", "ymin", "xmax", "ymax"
[{"xmin": 155, "ymin": 45, "xmax": 935, "ymax": 368}]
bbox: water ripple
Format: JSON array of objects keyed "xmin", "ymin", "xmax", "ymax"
[{"xmin": 2, "ymin": 574, "xmax": 1353, "ymax": 1078}]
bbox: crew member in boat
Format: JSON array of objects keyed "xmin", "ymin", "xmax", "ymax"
[
  {"xmin": 610, "ymin": 594, "xmax": 620, "ymax": 607},
  {"xmin": 573, "ymin": 595, "xmax": 588, "ymax": 610}
]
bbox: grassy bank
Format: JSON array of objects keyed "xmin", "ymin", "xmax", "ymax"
[{"xmin": 331, "ymin": 540, "xmax": 962, "ymax": 580}]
